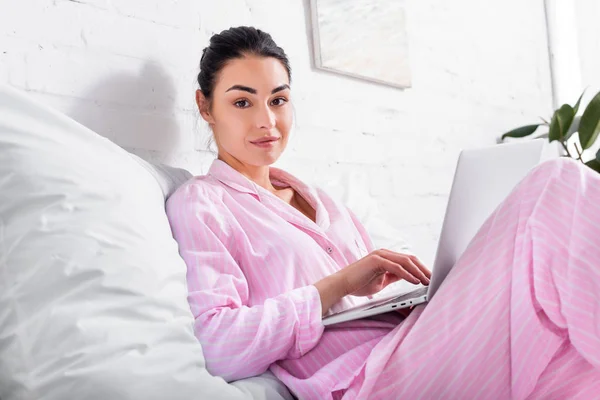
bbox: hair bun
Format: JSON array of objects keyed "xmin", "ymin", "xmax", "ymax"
[{"xmin": 196, "ymin": 26, "xmax": 291, "ymax": 98}]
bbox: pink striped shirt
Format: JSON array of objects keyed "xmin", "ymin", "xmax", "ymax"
[{"xmin": 166, "ymin": 159, "xmax": 402, "ymax": 399}]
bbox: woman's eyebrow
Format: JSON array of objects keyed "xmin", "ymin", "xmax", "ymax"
[
  {"xmin": 271, "ymin": 84, "xmax": 290, "ymax": 94},
  {"xmin": 225, "ymin": 84, "xmax": 290, "ymax": 94},
  {"xmin": 226, "ymin": 85, "xmax": 257, "ymax": 94}
]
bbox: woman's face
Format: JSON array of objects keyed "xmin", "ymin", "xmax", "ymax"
[{"xmin": 197, "ymin": 55, "xmax": 292, "ymax": 167}]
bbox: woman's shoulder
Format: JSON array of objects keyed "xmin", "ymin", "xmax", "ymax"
[{"xmin": 167, "ymin": 174, "xmax": 227, "ymax": 209}]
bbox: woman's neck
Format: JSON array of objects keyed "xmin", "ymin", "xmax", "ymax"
[{"xmin": 217, "ymin": 153, "xmax": 276, "ymax": 193}]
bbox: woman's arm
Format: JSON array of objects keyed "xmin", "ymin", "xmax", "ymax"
[
  {"xmin": 315, "ymin": 207, "xmax": 431, "ymax": 306},
  {"xmin": 166, "ymin": 183, "xmax": 324, "ymax": 382}
]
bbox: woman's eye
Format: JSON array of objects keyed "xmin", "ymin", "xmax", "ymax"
[
  {"xmin": 271, "ymin": 97, "xmax": 288, "ymax": 106},
  {"xmin": 234, "ymin": 100, "xmax": 250, "ymax": 108}
]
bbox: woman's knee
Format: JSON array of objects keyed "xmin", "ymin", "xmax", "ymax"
[
  {"xmin": 525, "ymin": 157, "xmax": 590, "ymax": 189},
  {"xmin": 533, "ymin": 157, "xmax": 579, "ymax": 176}
]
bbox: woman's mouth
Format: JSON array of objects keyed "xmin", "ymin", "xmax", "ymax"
[{"xmin": 250, "ymin": 137, "xmax": 280, "ymax": 148}]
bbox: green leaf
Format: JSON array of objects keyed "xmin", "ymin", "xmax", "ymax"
[
  {"xmin": 565, "ymin": 116, "xmax": 580, "ymax": 141},
  {"xmin": 597, "ymin": 148, "xmax": 600, "ymax": 162},
  {"xmin": 549, "ymin": 104, "xmax": 575, "ymax": 143},
  {"xmin": 579, "ymin": 91, "xmax": 600, "ymax": 150},
  {"xmin": 585, "ymin": 159, "xmax": 600, "ymax": 173},
  {"xmin": 549, "ymin": 111, "xmax": 560, "ymax": 142},
  {"xmin": 501, "ymin": 124, "xmax": 540, "ymax": 140},
  {"xmin": 573, "ymin": 91, "xmax": 585, "ymax": 115}
]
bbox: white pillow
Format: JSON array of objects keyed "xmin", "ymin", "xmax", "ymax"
[
  {"xmin": 130, "ymin": 155, "xmax": 194, "ymax": 199},
  {"xmin": 0, "ymin": 84, "xmax": 291, "ymax": 400}
]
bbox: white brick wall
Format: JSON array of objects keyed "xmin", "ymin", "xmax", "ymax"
[
  {"xmin": 0, "ymin": 0, "xmax": 556, "ymax": 265},
  {"xmin": 576, "ymin": 0, "xmax": 600, "ymax": 95},
  {"xmin": 574, "ymin": 0, "xmax": 600, "ymax": 161}
]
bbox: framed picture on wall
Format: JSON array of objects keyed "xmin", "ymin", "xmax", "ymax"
[{"xmin": 309, "ymin": 0, "xmax": 412, "ymax": 89}]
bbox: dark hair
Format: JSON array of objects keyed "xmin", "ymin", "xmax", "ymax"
[{"xmin": 197, "ymin": 26, "xmax": 292, "ymax": 101}]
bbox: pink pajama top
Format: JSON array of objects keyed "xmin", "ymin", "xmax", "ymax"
[{"xmin": 166, "ymin": 159, "xmax": 402, "ymax": 399}]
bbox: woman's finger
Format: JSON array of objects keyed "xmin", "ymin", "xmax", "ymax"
[
  {"xmin": 379, "ymin": 250, "xmax": 430, "ymax": 285},
  {"xmin": 402, "ymin": 258, "xmax": 430, "ymax": 285},
  {"xmin": 378, "ymin": 257, "xmax": 420, "ymax": 284},
  {"xmin": 409, "ymin": 255, "xmax": 432, "ymax": 279}
]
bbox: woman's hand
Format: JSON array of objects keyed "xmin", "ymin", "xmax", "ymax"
[
  {"xmin": 314, "ymin": 249, "xmax": 431, "ymax": 315},
  {"xmin": 340, "ymin": 250, "xmax": 431, "ymax": 297}
]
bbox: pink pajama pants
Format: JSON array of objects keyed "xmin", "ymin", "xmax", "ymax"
[{"xmin": 344, "ymin": 158, "xmax": 600, "ymax": 399}]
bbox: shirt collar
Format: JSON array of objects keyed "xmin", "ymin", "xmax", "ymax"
[
  {"xmin": 207, "ymin": 159, "xmax": 313, "ymax": 198},
  {"xmin": 207, "ymin": 159, "xmax": 260, "ymax": 197},
  {"xmin": 207, "ymin": 159, "xmax": 330, "ymax": 230}
]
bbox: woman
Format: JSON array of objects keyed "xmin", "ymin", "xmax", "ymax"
[{"xmin": 166, "ymin": 26, "xmax": 600, "ymax": 399}]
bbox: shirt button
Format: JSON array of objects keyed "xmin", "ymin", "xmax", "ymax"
[{"xmin": 326, "ymin": 247, "xmax": 333, "ymax": 254}]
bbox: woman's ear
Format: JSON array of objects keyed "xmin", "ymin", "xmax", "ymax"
[{"xmin": 196, "ymin": 90, "xmax": 215, "ymax": 124}]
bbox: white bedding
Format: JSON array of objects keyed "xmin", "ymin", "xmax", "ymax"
[{"xmin": 0, "ymin": 83, "xmax": 292, "ymax": 400}]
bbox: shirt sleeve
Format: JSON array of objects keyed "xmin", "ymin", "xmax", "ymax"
[{"xmin": 165, "ymin": 182, "xmax": 325, "ymax": 382}]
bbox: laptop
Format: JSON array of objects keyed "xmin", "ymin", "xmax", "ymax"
[{"xmin": 322, "ymin": 139, "xmax": 546, "ymax": 326}]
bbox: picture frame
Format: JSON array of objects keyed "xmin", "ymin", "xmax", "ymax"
[{"xmin": 309, "ymin": 0, "xmax": 412, "ymax": 89}]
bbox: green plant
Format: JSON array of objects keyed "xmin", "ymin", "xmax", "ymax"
[{"xmin": 502, "ymin": 90, "xmax": 600, "ymax": 173}]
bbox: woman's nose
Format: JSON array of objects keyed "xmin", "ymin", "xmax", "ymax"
[{"xmin": 255, "ymin": 104, "xmax": 276, "ymax": 129}]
